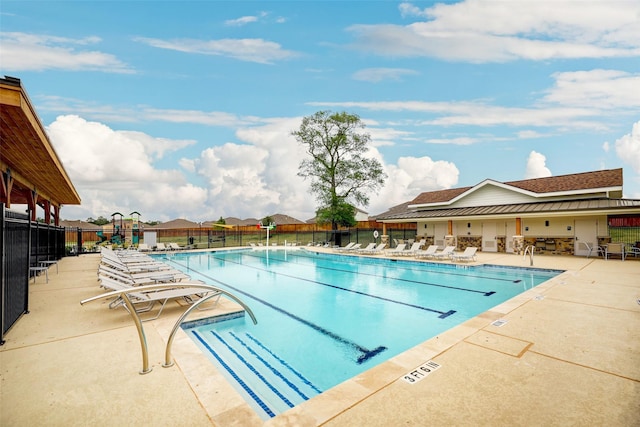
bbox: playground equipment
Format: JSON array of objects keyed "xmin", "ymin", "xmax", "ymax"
[
  {"xmin": 130, "ymin": 211, "xmax": 141, "ymax": 245},
  {"xmin": 110, "ymin": 212, "xmax": 125, "ymax": 245}
]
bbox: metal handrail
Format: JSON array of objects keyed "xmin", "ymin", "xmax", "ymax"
[
  {"xmin": 81, "ymin": 283, "xmax": 257, "ymax": 374},
  {"xmin": 523, "ymin": 245, "xmax": 534, "ymax": 266}
]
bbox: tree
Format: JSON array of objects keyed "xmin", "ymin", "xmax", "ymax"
[
  {"xmin": 293, "ymin": 111, "xmax": 386, "ymax": 233},
  {"xmin": 215, "ymin": 216, "xmax": 226, "ymax": 225},
  {"xmin": 88, "ymin": 216, "xmax": 109, "ymax": 226},
  {"xmin": 261, "ymin": 215, "xmax": 275, "ymax": 226}
]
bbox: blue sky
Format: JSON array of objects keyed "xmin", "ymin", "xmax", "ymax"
[{"xmin": 2, "ymin": 0, "xmax": 639, "ymax": 222}]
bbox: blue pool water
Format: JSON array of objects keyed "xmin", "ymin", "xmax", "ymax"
[{"xmin": 158, "ymin": 249, "xmax": 561, "ymax": 419}]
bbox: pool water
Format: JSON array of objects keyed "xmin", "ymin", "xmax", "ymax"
[{"xmin": 160, "ymin": 249, "xmax": 561, "ymax": 419}]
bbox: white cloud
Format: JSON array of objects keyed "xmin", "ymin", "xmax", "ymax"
[
  {"xmin": 47, "ymin": 115, "xmax": 208, "ymax": 221},
  {"xmin": 311, "ymin": 99, "xmax": 602, "ymax": 130},
  {"xmin": 369, "ymin": 155, "xmax": 459, "ymax": 215},
  {"xmin": 524, "ymin": 150, "xmax": 552, "ymax": 179},
  {"xmin": 0, "ymin": 32, "xmax": 133, "ymax": 73},
  {"xmin": 352, "ymin": 67, "xmax": 419, "ymax": 82},
  {"xmin": 349, "ymin": 1, "xmax": 640, "ymax": 62},
  {"xmin": 225, "ymin": 16, "xmax": 258, "ymax": 26},
  {"xmin": 542, "ymin": 70, "xmax": 640, "ymax": 109},
  {"xmin": 47, "ymin": 114, "xmax": 460, "ymax": 222},
  {"xmin": 133, "ymin": 36, "xmax": 298, "ymax": 64},
  {"xmin": 614, "ymin": 120, "xmax": 640, "ymax": 174}
]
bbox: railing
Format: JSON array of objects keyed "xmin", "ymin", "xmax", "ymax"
[
  {"xmin": 80, "ymin": 283, "xmax": 257, "ymax": 374},
  {"xmin": 523, "ymin": 245, "xmax": 534, "ymax": 266}
]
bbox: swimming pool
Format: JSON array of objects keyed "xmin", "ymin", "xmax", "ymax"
[{"xmin": 159, "ymin": 248, "xmax": 561, "ymax": 419}]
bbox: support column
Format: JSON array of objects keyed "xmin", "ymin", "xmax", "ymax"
[
  {"xmin": 28, "ymin": 189, "xmax": 38, "ymax": 222},
  {"xmin": 53, "ymin": 205, "xmax": 60, "ymax": 226},
  {"xmin": 42, "ymin": 200, "xmax": 51, "ymax": 224},
  {"xmin": 381, "ymin": 223, "xmax": 389, "ymax": 248},
  {"xmin": 513, "ymin": 217, "xmax": 523, "ymax": 254},
  {"xmin": 1, "ymin": 169, "xmax": 13, "ymax": 207},
  {"xmin": 444, "ymin": 220, "xmax": 456, "ymax": 248}
]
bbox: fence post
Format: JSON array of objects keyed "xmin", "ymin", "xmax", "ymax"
[{"xmin": 76, "ymin": 228, "xmax": 82, "ymax": 256}]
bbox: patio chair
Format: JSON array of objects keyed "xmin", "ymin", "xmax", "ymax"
[
  {"xmin": 168, "ymin": 242, "xmax": 184, "ymax": 250},
  {"xmin": 605, "ymin": 243, "xmax": 625, "ymax": 260},
  {"xmin": 451, "ymin": 247, "xmax": 478, "ymax": 262},
  {"xmin": 137, "ymin": 243, "xmax": 151, "ymax": 252},
  {"xmin": 625, "ymin": 243, "xmax": 640, "ymax": 258},
  {"xmin": 155, "ymin": 242, "xmax": 168, "ymax": 251}
]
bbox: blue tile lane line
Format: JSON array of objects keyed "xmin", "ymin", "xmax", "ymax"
[
  {"xmin": 210, "ymin": 330, "xmax": 296, "ymax": 409},
  {"xmin": 192, "ymin": 330, "xmax": 276, "ymax": 418},
  {"xmin": 245, "ymin": 333, "xmax": 322, "ymax": 394},
  {"xmin": 229, "ymin": 332, "xmax": 313, "ymax": 401}
]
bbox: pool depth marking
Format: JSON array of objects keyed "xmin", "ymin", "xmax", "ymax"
[
  {"xmin": 167, "ymin": 260, "xmax": 388, "ymax": 364},
  {"xmin": 204, "ymin": 253, "xmax": 457, "ymax": 318},
  {"xmin": 242, "ymin": 251, "xmax": 496, "ymax": 297}
]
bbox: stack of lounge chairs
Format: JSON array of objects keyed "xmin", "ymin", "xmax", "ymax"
[{"xmin": 97, "ymin": 248, "xmax": 220, "ymax": 321}]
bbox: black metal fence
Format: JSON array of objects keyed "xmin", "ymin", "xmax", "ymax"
[
  {"xmin": 62, "ymin": 225, "xmax": 421, "ymax": 251},
  {"xmin": 1, "ymin": 206, "xmax": 66, "ymax": 344}
]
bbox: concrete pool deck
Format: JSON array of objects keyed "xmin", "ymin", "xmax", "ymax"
[{"xmin": 1, "ymin": 249, "xmax": 639, "ymax": 426}]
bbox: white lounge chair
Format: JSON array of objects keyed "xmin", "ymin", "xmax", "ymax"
[
  {"xmin": 415, "ymin": 245, "xmax": 439, "ymax": 259},
  {"xmin": 356, "ymin": 243, "xmax": 377, "ymax": 253},
  {"xmin": 98, "ymin": 276, "xmax": 220, "ymax": 321},
  {"xmin": 388, "ymin": 243, "xmax": 407, "ymax": 256},
  {"xmin": 168, "ymin": 242, "xmax": 184, "ymax": 250},
  {"xmin": 398, "ymin": 242, "xmax": 423, "ymax": 256},
  {"xmin": 155, "ymin": 242, "xmax": 168, "ymax": 251},
  {"xmin": 334, "ymin": 242, "xmax": 356, "ymax": 252},
  {"xmin": 360, "ymin": 243, "xmax": 387, "ymax": 255},
  {"xmin": 431, "ymin": 246, "xmax": 456, "ymax": 260},
  {"xmin": 451, "ymin": 247, "xmax": 478, "ymax": 262},
  {"xmin": 137, "ymin": 243, "xmax": 151, "ymax": 252}
]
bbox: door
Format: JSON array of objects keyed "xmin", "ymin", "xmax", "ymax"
[
  {"xmin": 434, "ymin": 223, "xmax": 446, "ymax": 247},
  {"xmin": 482, "ymin": 222, "xmax": 497, "ymax": 252},
  {"xmin": 574, "ymin": 219, "xmax": 598, "ymax": 257}
]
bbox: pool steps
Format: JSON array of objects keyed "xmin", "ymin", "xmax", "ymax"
[{"xmin": 191, "ymin": 328, "xmax": 321, "ymax": 419}]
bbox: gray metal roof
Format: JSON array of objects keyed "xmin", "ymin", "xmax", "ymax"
[{"xmin": 377, "ymin": 198, "xmax": 640, "ymax": 222}]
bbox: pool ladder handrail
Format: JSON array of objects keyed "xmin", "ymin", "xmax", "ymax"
[
  {"xmin": 81, "ymin": 283, "xmax": 257, "ymax": 375},
  {"xmin": 523, "ymin": 245, "xmax": 534, "ymax": 266}
]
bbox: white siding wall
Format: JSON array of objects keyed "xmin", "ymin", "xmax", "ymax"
[
  {"xmin": 450, "ymin": 185, "xmax": 536, "ymax": 208},
  {"xmin": 522, "ymin": 218, "xmax": 574, "ymax": 237}
]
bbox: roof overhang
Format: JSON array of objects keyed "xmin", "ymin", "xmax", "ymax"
[
  {"xmin": 1, "ymin": 76, "xmax": 81, "ymax": 208},
  {"xmin": 408, "ymin": 179, "xmax": 623, "ymax": 210}
]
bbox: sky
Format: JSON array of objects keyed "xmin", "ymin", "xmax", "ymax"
[{"xmin": 1, "ymin": 0, "xmax": 640, "ymax": 223}]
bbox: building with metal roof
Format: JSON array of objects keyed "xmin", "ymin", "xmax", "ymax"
[{"xmin": 375, "ymin": 168, "xmax": 640, "ymax": 256}]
